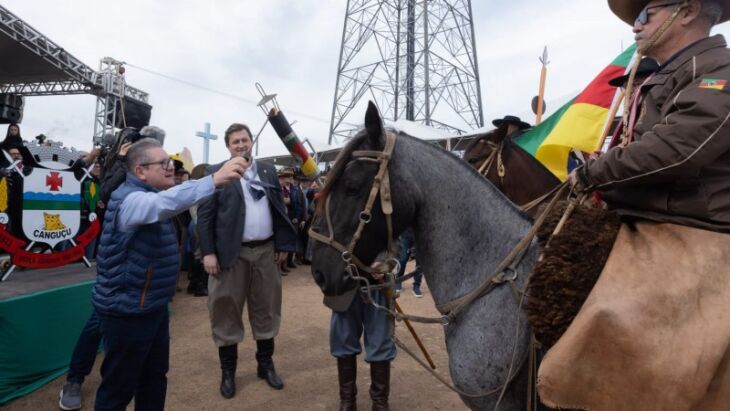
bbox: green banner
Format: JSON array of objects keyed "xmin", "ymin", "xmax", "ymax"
[{"xmin": 0, "ymin": 281, "xmax": 94, "ymax": 405}]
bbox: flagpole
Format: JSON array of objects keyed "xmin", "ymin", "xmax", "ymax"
[
  {"xmin": 595, "ymin": 48, "xmax": 639, "ymax": 152},
  {"xmin": 595, "ymin": 89, "xmax": 626, "ymax": 152},
  {"xmin": 535, "ymin": 47, "xmax": 549, "ymax": 125}
]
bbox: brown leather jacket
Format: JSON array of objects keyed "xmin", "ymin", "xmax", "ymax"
[{"xmin": 579, "ymin": 35, "xmax": 730, "ymax": 233}]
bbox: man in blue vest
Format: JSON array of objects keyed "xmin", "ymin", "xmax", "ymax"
[{"xmin": 91, "ymin": 138, "xmax": 247, "ymax": 411}]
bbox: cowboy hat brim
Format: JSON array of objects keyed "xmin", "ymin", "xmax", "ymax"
[
  {"xmin": 608, "ymin": 57, "xmax": 660, "ymax": 86},
  {"xmin": 608, "ymin": 0, "xmax": 730, "ymax": 25},
  {"xmin": 492, "ymin": 119, "xmax": 531, "ymax": 130}
]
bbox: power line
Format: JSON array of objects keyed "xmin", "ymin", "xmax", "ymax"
[
  {"xmin": 125, "ymin": 62, "xmax": 339, "ymax": 126},
  {"xmin": 126, "ymin": 62, "xmax": 259, "ymax": 105}
]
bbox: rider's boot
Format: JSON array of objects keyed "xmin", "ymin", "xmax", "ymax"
[
  {"xmin": 369, "ymin": 361, "xmax": 390, "ymax": 411},
  {"xmin": 338, "ymin": 355, "xmax": 357, "ymax": 411}
]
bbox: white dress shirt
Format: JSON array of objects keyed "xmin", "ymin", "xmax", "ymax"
[{"xmin": 240, "ymin": 160, "xmax": 274, "ymax": 242}]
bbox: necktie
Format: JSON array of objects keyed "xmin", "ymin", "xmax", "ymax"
[
  {"xmin": 244, "ymin": 161, "xmax": 278, "ymax": 201},
  {"xmin": 248, "ymin": 180, "xmax": 266, "ymax": 201}
]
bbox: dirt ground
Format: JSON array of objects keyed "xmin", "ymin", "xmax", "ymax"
[{"xmin": 3, "ymin": 263, "xmax": 467, "ymax": 410}]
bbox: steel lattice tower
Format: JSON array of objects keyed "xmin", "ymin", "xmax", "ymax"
[{"xmin": 329, "ymin": 0, "xmax": 483, "ymax": 144}]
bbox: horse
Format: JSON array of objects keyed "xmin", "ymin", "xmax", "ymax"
[
  {"xmin": 462, "ymin": 128, "xmax": 561, "ymax": 217},
  {"xmin": 310, "ymin": 102, "xmax": 542, "ymax": 410}
]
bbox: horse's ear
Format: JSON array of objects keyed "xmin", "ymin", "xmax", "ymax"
[{"xmin": 364, "ymin": 101, "xmax": 385, "ymax": 147}]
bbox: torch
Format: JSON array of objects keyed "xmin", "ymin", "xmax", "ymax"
[
  {"xmin": 255, "ymin": 83, "xmax": 319, "ymax": 178},
  {"xmin": 267, "ymin": 108, "xmax": 319, "ymax": 177}
]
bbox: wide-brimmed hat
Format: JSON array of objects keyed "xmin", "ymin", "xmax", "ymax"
[
  {"xmin": 608, "ymin": 57, "xmax": 660, "ymax": 86},
  {"xmin": 277, "ymin": 167, "xmax": 295, "ymax": 177},
  {"xmin": 492, "ymin": 115, "xmax": 531, "ymax": 130},
  {"xmin": 608, "ymin": 0, "xmax": 730, "ymax": 26},
  {"xmin": 169, "ymin": 153, "xmax": 184, "ymax": 172}
]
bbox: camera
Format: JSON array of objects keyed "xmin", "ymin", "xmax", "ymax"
[
  {"xmin": 119, "ymin": 127, "xmax": 145, "ymax": 145},
  {"xmin": 97, "ymin": 127, "xmax": 140, "ymax": 178},
  {"xmin": 97, "ymin": 126, "xmax": 166, "ymax": 182}
]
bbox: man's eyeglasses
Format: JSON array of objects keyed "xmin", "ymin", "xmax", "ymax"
[
  {"xmin": 139, "ymin": 158, "xmax": 174, "ymax": 170},
  {"xmin": 635, "ymin": 1, "xmax": 685, "ymax": 25}
]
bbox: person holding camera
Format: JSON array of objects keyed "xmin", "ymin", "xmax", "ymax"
[{"xmin": 99, "ymin": 126, "xmax": 166, "ymax": 207}]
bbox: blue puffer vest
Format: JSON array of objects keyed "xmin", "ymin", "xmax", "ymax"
[{"xmin": 92, "ymin": 175, "xmax": 179, "ymax": 316}]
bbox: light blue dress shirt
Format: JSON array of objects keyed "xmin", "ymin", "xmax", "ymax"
[{"xmin": 117, "ymin": 175, "xmax": 216, "ymax": 232}]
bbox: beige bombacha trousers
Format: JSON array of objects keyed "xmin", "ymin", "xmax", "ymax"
[{"xmin": 207, "ymin": 241, "xmax": 282, "ymax": 347}]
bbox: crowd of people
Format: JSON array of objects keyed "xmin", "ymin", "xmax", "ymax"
[
  {"xmin": 4, "ymin": 119, "xmax": 413, "ymax": 410},
  {"xmin": 42, "ymin": 121, "xmax": 407, "ymax": 411},
  {"xmin": 5, "ymin": 0, "xmax": 727, "ymax": 409}
]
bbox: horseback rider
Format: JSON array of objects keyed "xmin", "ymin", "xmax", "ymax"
[
  {"xmin": 541, "ymin": 1, "xmax": 730, "ymax": 409},
  {"xmin": 492, "ymin": 115, "xmax": 531, "ymax": 141},
  {"xmin": 569, "ymin": 0, "xmax": 730, "ymax": 233}
]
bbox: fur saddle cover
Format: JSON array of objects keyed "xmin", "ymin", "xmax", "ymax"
[
  {"xmin": 537, "ymin": 222, "xmax": 730, "ymax": 410},
  {"xmin": 524, "ymin": 200, "xmax": 620, "ymax": 348}
]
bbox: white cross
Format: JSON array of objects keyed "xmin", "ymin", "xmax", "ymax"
[{"xmin": 195, "ymin": 122, "xmax": 218, "ymax": 164}]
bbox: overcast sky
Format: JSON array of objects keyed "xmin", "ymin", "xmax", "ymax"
[{"xmin": 4, "ymin": 1, "xmax": 730, "ymax": 165}]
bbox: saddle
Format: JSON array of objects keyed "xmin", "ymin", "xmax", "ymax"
[
  {"xmin": 525, "ymin": 200, "xmax": 620, "ymax": 348},
  {"xmin": 531, "ymin": 215, "xmax": 730, "ymax": 410}
]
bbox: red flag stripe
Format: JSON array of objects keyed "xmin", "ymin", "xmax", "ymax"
[{"xmin": 573, "ymin": 64, "xmax": 626, "ymax": 107}]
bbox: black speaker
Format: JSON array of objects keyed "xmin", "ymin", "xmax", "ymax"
[
  {"xmin": 0, "ymin": 106, "xmax": 23, "ymax": 124},
  {"xmin": 107, "ymin": 97, "xmax": 152, "ymax": 129},
  {"xmin": 0, "ymin": 94, "xmax": 24, "ymax": 110}
]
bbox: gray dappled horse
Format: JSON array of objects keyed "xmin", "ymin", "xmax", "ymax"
[{"xmin": 310, "ymin": 102, "xmax": 538, "ymax": 410}]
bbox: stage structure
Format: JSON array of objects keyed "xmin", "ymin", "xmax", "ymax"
[
  {"xmin": 0, "ymin": 4, "xmax": 153, "ymax": 277},
  {"xmin": 329, "ymin": 0, "xmax": 484, "ymax": 144},
  {"xmin": 0, "ymin": 4, "xmax": 149, "ymax": 143},
  {"xmin": 0, "ymin": 5, "xmax": 155, "ymax": 404}
]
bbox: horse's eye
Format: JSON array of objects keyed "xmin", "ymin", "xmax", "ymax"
[{"xmin": 345, "ymin": 182, "xmax": 360, "ymax": 196}]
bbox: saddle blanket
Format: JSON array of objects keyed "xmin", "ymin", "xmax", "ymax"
[{"xmin": 537, "ymin": 222, "xmax": 730, "ymax": 411}]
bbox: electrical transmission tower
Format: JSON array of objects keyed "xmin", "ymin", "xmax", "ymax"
[{"xmin": 329, "ymin": 0, "xmax": 483, "ymax": 144}]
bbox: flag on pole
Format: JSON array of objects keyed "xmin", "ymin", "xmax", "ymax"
[{"xmin": 516, "ymin": 44, "xmax": 637, "ymax": 181}]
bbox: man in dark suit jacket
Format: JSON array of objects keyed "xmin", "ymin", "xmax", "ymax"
[{"xmin": 197, "ymin": 123, "xmax": 296, "ymax": 400}]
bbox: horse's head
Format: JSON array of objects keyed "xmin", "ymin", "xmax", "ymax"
[
  {"xmin": 310, "ymin": 102, "xmax": 414, "ymax": 297},
  {"xmin": 462, "ymin": 126, "xmax": 509, "ymax": 168}
]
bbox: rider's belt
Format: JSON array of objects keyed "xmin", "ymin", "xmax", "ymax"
[{"xmin": 241, "ymin": 237, "xmax": 273, "ymax": 248}]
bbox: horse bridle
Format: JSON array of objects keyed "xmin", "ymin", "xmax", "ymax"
[
  {"xmin": 308, "ymin": 130, "xmax": 399, "ymax": 280},
  {"xmin": 477, "ymin": 140, "xmax": 506, "ymax": 182}
]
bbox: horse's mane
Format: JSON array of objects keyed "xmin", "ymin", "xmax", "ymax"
[
  {"xmin": 398, "ymin": 131, "xmax": 536, "ymax": 221},
  {"xmin": 401, "ymin": 130, "xmax": 499, "ymax": 183},
  {"xmin": 316, "ymin": 130, "xmax": 369, "ymax": 212}
]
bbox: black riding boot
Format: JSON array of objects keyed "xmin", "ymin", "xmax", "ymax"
[
  {"xmin": 369, "ymin": 361, "xmax": 390, "ymax": 411},
  {"xmin": 218, "ymin": 344, "xmax": 237, "ymax": 399},
  {"xmin": 337, "ymin": 355, "xmax": 358, "ymax": 411},
  {"xmin": 256, "ymin": 338, "xmax": 284, "ymax": 389}
]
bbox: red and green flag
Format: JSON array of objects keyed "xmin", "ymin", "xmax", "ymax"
[{"xmin": 516, "ymin": 44, "xmax": 637, "ymax": 181}]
